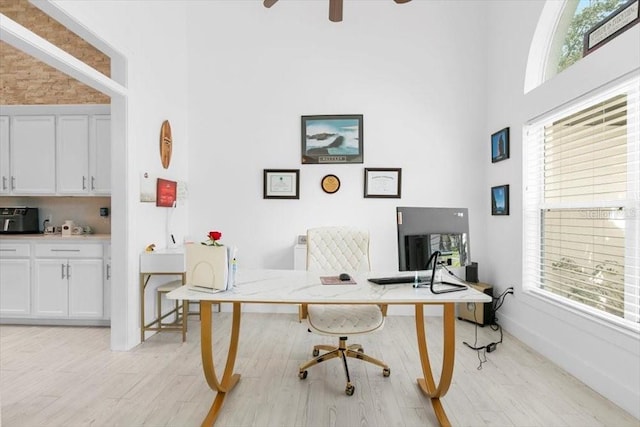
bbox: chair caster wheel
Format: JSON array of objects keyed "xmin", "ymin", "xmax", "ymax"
[
  {"xmin": 383, "ymin": 368, "xmax": 391, "ymax": 377},
  {"xmin": 312, "ymin": 349, "xmax": 319, "ymax": 357},
  {"xmin": 345, "ymin": 384, "xmax": 355, "ymax": 396},
  {"xmin": 299, "ymin": 370, "xmax": 308, "ymax": 380}
]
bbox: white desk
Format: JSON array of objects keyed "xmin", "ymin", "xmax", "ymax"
[{"xmin": 167, "ymin": 269, "xmax": 491, "ymax": 427}]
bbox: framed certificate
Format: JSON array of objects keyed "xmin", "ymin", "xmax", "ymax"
[
  {"xmin": 263, "ymin": 169, "xmax": 300, "ymax": 199},
  {"xmin": 364, "ymin": 168, "xmax": 402, "ymax": 198}
]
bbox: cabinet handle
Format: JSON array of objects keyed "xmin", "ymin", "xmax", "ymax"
[
  {"xmin": 11, "ymin": 176, "xmax": 15, "ymax": 190},
  {"xmin": 51, "ymin": 249, "xmax": 81, "ymax": 252},
  {"xmin": 1, "ymin": 176, "xmax": 6, "ymax": 191},
  {"xmin": 82, "ymin": 176, "xmax": 87, "ymax": 190},
  {"xmin": 106, "ymin": 263, "xmax": 111, "ymax": 280},
  {"xmin": 61, "ymin": 263, "xmax": 66, "ymax": 279},
  {"xmin": 0, "ymin": 248, "xmax": 17, "ymax": 252},
  {"xmin": 91, "ymin": 176, "xmax": 95, "ymax": 191}
]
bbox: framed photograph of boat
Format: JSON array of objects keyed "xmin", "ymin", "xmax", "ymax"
[{"xmin": 301, "ymin": 114, "xmax": 363, "ymax": 164}]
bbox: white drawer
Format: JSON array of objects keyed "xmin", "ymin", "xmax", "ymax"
[
  {"xmin": 35, "ymin": 243, "xmax": 103, "ymax": 258},
  {"xmin": 140, "ymin": 249, "xmax": 185, "ymax": 273},
  {"xmin": 0, "ymin": 243, "xmax": 30, "ymax": 258}
]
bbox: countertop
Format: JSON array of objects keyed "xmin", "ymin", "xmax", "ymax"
[{"xmin": 0, "ymin": 234, "xmax": 111, "ymax": 241}]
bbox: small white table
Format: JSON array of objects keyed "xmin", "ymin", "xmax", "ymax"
[{"xmin": 167, "ymin": 269, "xmax": 491, "ymax": 427}]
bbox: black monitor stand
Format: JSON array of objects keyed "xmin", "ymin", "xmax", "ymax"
[{"xmin": 413, "ymin": 250, "xmax": 467, "ymax": 294}]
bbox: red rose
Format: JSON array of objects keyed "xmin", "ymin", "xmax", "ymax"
[{"xmin": 209, "ymin": 231, "xmax": 222, "ymax": 241}]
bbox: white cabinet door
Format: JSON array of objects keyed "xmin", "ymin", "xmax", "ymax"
[
  {"xmin": 57, "ymin": 115, "xmax": 89, "ymax": 194},
  {"xmin": 0, "ymin": 116, "xmax": 9, "ymax": 194},
  {"xmin": 10, "ymin": 115, "xmax": 56, "ymax": 194},
  {"xmin": 90, "ymin": 115, "xmax": 111, "ymax": 194},
  {"xmin": 68, "ymin": 259, "xmax": 104, "ymax": 318},
  {"xmin": 104, "ymin": 258, "xmax": 111, "ymax": 320},
  {"xmin": 34, "ymin": 259, "xmax": 68, "ymax": 317},
  {"xmin": 0, "ymin": 259, "xmax": 31, "ymax": 316}
]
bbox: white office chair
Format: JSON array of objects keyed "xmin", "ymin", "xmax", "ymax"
[{"xmin": 298, "ymin": 226, "xmax": 389, "ymax": 396}]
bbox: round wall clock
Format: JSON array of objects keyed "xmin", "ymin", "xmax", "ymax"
[
  {"xmin": 321, "ymin": 174, "xmax": 341, "ymax": 194},
  {"xmin": 160, "ymin": 120, "xmax": 172, "ymax": 169}
]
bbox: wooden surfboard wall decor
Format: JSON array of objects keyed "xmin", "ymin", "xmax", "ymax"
[{"xmin": 160, "ymin": 120, "xmax": 172, "ymax": 169}]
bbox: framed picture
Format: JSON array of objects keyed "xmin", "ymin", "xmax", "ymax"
[
  {"xmin": 156, "ymin": 178, "xmax": 177, "ymax": 207},
  {"xmin": 301, "ymin": 114, "xmax": 363, "ymax": 164},
  {"xmin": 491, "ymin": 185, "xmax": 509, "ymax": 215},
  {"xmin": 364, "ymin": 168, "xmax": 402, "ymax": 198},
  {"xmin": 491, "ymin": 127, "xmax": 510, "ymax": 163},
  {"xmin": 584, "ymin": 0, "xmax": 639, "ymax": 56},
  {"xmin": 263, "ymin": 169, "xmax": 300, "ymax": 199},
  {"xmin": 321, "ymin": 174, "xmax": 341, "ymax": 194}
]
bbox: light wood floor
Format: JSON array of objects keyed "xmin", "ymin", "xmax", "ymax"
[{"xmin": 1, "ymin": 313, "xmax": 637, "ymax": 427}]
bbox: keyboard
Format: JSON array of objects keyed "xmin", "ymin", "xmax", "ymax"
[{"xmin": 368, "ymin": 275, "xmax": 430, "ymax": 285}]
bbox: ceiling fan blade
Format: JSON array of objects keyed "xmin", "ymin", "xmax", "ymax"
[
  {"xmin": 329, "ymin": 0, "xmax": 343, "ymax": 22},
  {"xmin": 394, "ymin": 0, "xmax": 412, "ymax": 3},
  {"xmin": 263, "ymin": 0, "xmax": 278, "ymax": 8}
]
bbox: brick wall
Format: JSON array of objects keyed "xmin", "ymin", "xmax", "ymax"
[{"xmin": 0, "ymin": 0, "xmax": 110, "ymax": 105}]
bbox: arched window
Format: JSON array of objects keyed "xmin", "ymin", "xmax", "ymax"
[
  {"xmin": 525, "ymin": 0, "xmax": 626, "ymax": 93},
  {"xmin": 554, "ymin": 0, "xmax": 625, "ymax": 74}
]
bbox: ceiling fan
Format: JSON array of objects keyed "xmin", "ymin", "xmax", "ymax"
[{"xmin": 263, "ymin": 0, "xmax": 412, "ymax": 23}]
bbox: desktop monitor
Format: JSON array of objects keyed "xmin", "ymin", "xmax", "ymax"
[{"xmin": 396, "ymin": 207, "xmax": 471, "ymax": 271}]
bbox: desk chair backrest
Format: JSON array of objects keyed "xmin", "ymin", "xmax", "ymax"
[{"xmin": 306, "ymin": 227, "xmax": 370, "ymax": 272}]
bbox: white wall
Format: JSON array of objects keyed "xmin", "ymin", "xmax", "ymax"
[
  {"xmin": 484, "ymin": 0, "xmax": 640, "ymax": 418},
  {"xmin": 53, "ymin": 0, "xmax": 191, "ymax": 349},
  {"xmin": 186, "ymin": 1, "xmax": 488, "ymax": 274}
]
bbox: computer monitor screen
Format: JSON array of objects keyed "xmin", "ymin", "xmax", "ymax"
[{"xmin": 397, "ymin": 207, "xmax": 470, "ymax": 271}]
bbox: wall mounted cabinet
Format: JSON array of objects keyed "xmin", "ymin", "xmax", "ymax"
[
  {"xmin": 90, "ymin": 115, "xmax": 111, "ymax": 194},
  {"xmin": 0, "ymin": 116, "xmax": 9, "ymax": 194},
  {"xmin": 10, "ymin": 115, "xmax": 57, "ymax": 194},
  {"xmin": 0, "ymin": 105, "xmax": 110, "ymax": 196},
  {"xmin": 57, "ymin": 115, "xmax": 90, "ymax": 194}
]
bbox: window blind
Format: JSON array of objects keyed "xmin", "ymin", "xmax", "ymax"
[{"xmin": 524, "ymin": 76, "xmax": 640, "ymax": 328}]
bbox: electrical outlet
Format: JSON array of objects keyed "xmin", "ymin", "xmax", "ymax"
[{"xmin": 45, "ymin": 214, "xmax": 52, "ymax": 223}]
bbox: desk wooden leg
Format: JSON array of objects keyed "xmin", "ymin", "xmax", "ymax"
[
  {"xmin": 415, "ymin": 303, "xmax": 455, "ymax": 427},
  {"xmin": 200, "ymin": 301, "xmax": 242, "ymax": 427}
]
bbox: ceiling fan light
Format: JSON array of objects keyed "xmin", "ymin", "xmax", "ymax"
[{"xmin": 265, "ymin": 0, "xmax": 411, "ymax": 22}]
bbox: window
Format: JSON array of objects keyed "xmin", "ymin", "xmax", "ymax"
[
  {"xmin": 524, "ymin": 76, "xmax": 640, "ymax": 329},
  {"xmin": 558, "ymin": 0, "xmax": 625, "ymax": 72}
]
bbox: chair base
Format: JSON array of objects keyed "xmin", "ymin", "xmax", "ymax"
[{"xmin": 298, "ymin": 337, "xmax": 390, "ymax": 396}]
